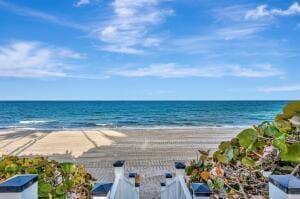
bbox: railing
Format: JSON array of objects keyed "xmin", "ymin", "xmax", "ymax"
[
  {"xmin": 121, "ymin": 177, "xmax": 139, "ymax": 199},
  {"xmin": 1, "ymin": 164, "xmax": 299, "ymax": 199},
  {"xmin": 161, "ymin": 179, "xmax": 176, "ymax": 199},
  {"xmin": 109, "ymin": 176, "xmax": 121, "ymax": 199},
  {"xmin": 160, "ymin": 161, "xmax": 192, "ymax": 199},
  {"xmin": 178, "ymin": 176, "xmax": 192, "ymax": 199},
  {"xmin": 92, "ymin": 160, "xmax": 139, "ymax": 199}
]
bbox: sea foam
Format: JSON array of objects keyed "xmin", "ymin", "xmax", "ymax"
[{"xmin": 19, "ymin": 120, "xmax": 48, "ymax": 124}]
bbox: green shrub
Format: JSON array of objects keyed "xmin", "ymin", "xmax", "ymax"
[
  {"xmin": 0, "ymin": 156, "xmax": 93, "ymax": 198},
  {"xmin": 186, "ymin": 102, "xmax": 300, "ymax": 198}
]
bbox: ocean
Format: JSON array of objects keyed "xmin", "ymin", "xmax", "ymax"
[{"xmin": 0, "ymin": 101, "xmax": 288, "ymax": 130}]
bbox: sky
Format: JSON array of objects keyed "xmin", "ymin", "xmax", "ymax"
[{"xmin": 0, "ymin": 0, "xmax": 299, "ymax": 100}]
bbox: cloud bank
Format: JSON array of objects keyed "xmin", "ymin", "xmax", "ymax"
[{"xmin": 109, "ymin": 63, "xmax": 284, "ymax": 78}]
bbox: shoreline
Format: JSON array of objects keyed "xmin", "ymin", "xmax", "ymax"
[{"xmin": 0, "ymin": 125, "xmax": 250, "ymax": 131}]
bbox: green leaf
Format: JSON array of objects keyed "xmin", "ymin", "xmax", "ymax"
[
  {"xmin": 272, "ymin": 130, "xmax": 288, "ymax": 154},
  {"xmin": 185, "ymin": 166, "xmax": 194, "ymax": 176},
  {"xmin": 264, "ymin": 125, "xmax": 279, "ymax": 137},
  {"xmin": 258, "ymin": 121, "xmax": 270, "ymax": 128},
  {"xmin": 255, "ymin": 140, "xmax": 267, "ymax": 149},
  {"xmin": 257, "ymin": 121, "xmax": 270, "ymax": 135},
  {"xmin": 280, "ymin": 142, "xmax": 300, "ymax": 162},
  {"xmin": 55, "ymin": 185, "xmax": 66, "ymax": 196},
  {"xmin": 39, "ymin": 182, "xmax": 53, "ymax": 197},
  {"xmin": 213, "ymin": 177, "xmax": 224, "ymax": 190},
  {"xmin": 230, "ymin": 138, "xmax": 239, "ymax": 146},
  {"xmin": 233, "ymin": 148, "xmax": 240, "ymax": 160},
  {"xmin": 219, "ymin": 141, "xmax": 231, "ymax": 151},
  {"xmin": 213, "ymin": 151, "xmax": 228, "ymax": 163},
  {"xmin": 241, "ymin": 157, "xmax": 255, "ymax": 167},
  {"xmin": 4, "ymin": 163, "xmax": 18, "ymax": 173},
  {"xmin": 246, "ymin": 143, "xmax": 256, "ymax": 152},
  {"xmin": 237, "ymin": 129, "xmax": 257, "ymax": 149},
  {"xmin": 26, "ymin": 167, "xmax": 38, "ymax": 174},
  {"xmin": 275, "ymin": 120, "xmax": 292, "ymax": 133},
  {"xmin": 62, "ymin": 178, "xmax": 74, "ymax": 190},
  {"xmin": 226, "ymin": 148, "xmax": 234, "ymax": 161},
  {"xmin": 60, "ymin": 162, "xmax": 76, "ymax": 175},
  {"xmin": 207, "ymin": 179, "xmax": 214, "ymax": 190}
]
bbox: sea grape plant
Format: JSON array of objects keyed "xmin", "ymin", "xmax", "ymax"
[
  {"xmin": 186, "ymin": 102, "xmax": 300, "ymax": 198},
  {"xmin": 0, "ymin": 156, "xmax": 93, "ymax": 198}
]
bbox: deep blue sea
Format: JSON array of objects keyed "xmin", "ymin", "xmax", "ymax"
[{"xmin": 0, "ymin": 101, "xmax": 289, "ymax": 130}]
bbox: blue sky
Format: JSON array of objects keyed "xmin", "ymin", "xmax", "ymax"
[{"xmin": 0, "ymin": 0, "xmax": 299, "ymax": 100}]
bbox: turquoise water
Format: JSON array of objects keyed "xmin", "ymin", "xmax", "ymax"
[{"xmin": 0, "ymin": 101, "xmax": 288, "ymax": 129}]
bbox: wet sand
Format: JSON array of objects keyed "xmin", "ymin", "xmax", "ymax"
[{"xmin": 0, "ymin": 127, "xmax": 242, "ymax": 198}]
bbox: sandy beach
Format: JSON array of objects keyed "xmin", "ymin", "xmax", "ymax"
[{"xmin": 0, "ymin": 127, "xmax": 242, "ymax": 198}]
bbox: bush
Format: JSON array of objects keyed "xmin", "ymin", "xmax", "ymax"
[
  {"xmin": 185, "ymin": 102, "xmax": 300, "ymax": 198},
  {"xmin": 0, "ymin": 156, "xmax": 93, "ymax": 198}
]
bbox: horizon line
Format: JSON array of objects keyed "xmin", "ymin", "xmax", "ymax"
[{"xmin": 0, "ymin": 99, "xmax": 297, "ymax": 102}]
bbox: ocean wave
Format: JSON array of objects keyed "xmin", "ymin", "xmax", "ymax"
[
  {"xmin": 19, "ymin": 120, "xmax": 48, "ymax": 124},
  {"xmin": 96, "ymin": 123, "xmax": 114, "ymax": 127}
]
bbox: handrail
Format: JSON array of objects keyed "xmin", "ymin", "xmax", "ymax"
[
  {"xmin": 163, "ymin": 179, "xmax": 177, "ymax": 199},
  {"xmin": 178, "ymin": 176, "xmax": 192, "ymax": 199},
  {"xmin": 109, "ymin": 176, "xmax": 138, "ymax": 199},
  {"xmin": 123, "ymin": 177, "xmax": 134, "ymax": 186},
  {"xmin": 166, "ymin": 179, "xmax": 176, "ymax": 188},
  {"xmin": 109, "ymin": 176, "xmax": 121, "ymax": 199},
  {"xmin": 161, "ymin": 179, "xmax": 176, "ymax": 194},
  {"xmin": 123, "ymin": 177, "xmax": 139, "ymax": 194}
]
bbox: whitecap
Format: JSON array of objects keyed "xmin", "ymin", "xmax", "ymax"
[{"xmin": 19, "ymin": 120, "xmax": 48, "ymax": 124}]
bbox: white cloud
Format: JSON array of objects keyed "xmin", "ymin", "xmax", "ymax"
[
  {"xmin": 245, "ymin": 5, "xmax": 270, "ymax": 20},
  {"xmin": 95, "ymin": 0, "xmax": 173, "ymax": 54},
  {"xmin": 101, "ymin": 45, "xmax": 144, "ymax": 55},
  {"xmin": 0, "ymin": 0, "xmax": 88, "ymax": 31},
  {"xmin": 258, "ymin": 84, "xmax": 300, "ymax": 92},
  {"xmin": 109, "ymin": 63, "xmax": 284, "ymax": 78},
  {"xmin": 272, "ymin": 2, "xmax": 300, "ymax": 16},
  {"xmin": 245, "ymin": 2, "xmax": 300, "ymax": 20},
  {"xmin": 75, "ymin": 0, "xmax": 90, "ymax": 7},
  {"xmin": 214, "ymin": 4, "xmax": 253, "ymax": 22},
  {"xmin": 0, "ymin": 41, "xmax": 83, "ymax": 78},
  {"xmin": 217, "ymin": 25, "xmax": 264, "ymax": 40}
]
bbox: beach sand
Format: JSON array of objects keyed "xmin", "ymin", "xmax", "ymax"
[{"xmin": 0, "ymin": 127, "xmax": 242, "ymax": 198}]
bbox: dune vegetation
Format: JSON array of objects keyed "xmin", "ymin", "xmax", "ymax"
[
  {"xmin": 186, "ymin": 102, "xmax": 300, "ymax": 198},
  {"xmin": 0, "ymin": 156, "xmax": 93, "ymax": 198}
]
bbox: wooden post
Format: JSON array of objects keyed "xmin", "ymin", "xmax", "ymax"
[
  {"xmin": 175, "ymin": 161, "xmax": 186, "ymax": 198},
  {"xmin": 160, "ymin": 182, "xmax": 166, "ymax": 199},
  {"xmin": 128, "ymin": 172, "xmax": 137, "ymax": 185},
  {"xmin": 113, "ymin": 160, "xmax": 125, "ymax": 178},
  {"xmin": 165, "ymin": 172, "xmax": 173, "ymax": 185}
]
